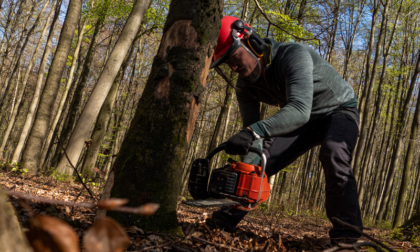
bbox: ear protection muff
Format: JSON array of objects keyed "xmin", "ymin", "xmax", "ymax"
[
  {"xmin": 246, "ymin": 33, "xmax": 265, "ymax": 57},
  {"xmin": 232, "ymin": 20, "xmax": 265, "ymax": 57}
]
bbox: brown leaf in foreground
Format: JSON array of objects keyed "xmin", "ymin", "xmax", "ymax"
[
  {"xmin": 133, "ymin": 203, "xmax": 160, "ymax": 216},
  {"xmin": 26, "ymin": 215, "xmax": 80, "ymax": 252},
  {"xmin": 83, "ymin": 217, "xmax": 130, "ymax": 252},
  {"xmin": 98, "ymin": 198, "xmax": 129, "ymax": 210}
]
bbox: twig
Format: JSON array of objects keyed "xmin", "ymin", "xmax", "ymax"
[
  {"xmin": 323, "ymin": 242, "xmax": 385, "ymax": 252},
  {"xmin": 252, "ymin": 0, "xmax": 321, "ymax": 43},
  {"xmin": 331, "ymin": 217, "xmax": 397, "ymax": 252},
  {"xmin": 4, "ymin": 190, "xmax": 157, "ymax": 215},
  {"xmin": 190, "ymin": 237, "xmax": 244, "ymax": 252},
  {"xmin": 54, "ymin": 140, "xmax": 95, "ymax": 199},
  {"xmin": 147, "ymin": 231, "xmax": 243, "ymax": 252},
  {"xmin": 214, "ymin": 66, "xmax": 236, "ymax": 90}
]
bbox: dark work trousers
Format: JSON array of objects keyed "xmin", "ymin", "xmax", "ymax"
[{"xmin": 211, "ymin": 108, "xmax": 363, "ymax": 239}]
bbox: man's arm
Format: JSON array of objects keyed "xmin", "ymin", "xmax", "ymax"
[
  {"xmin": 236, "ymin": 79, "xmax": 261, "ymax": 127},
  {"xmin": 235, "ymin": 80, "xmax": 263, "ymax": 165},
  {"xmin": 249, "ymin": 44, "xmax": 314, "ymax": 138}
]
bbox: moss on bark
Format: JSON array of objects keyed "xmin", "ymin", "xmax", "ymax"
[{"xmin": 108, "ymin": 0, "xmax": 223, "ymax": 233}]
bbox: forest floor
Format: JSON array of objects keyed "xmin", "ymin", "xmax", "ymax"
[{"xmin": 0, "ymin": 171, "xmax": 417, "ymax": 252}]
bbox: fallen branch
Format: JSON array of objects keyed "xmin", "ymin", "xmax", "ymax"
[
  {"xmin": 190, "ymin": 236, "xmax": 243, "ymax": 252},
  {"xmin": 54, "ymin": 140, "xmax": 95, "ymax": 199},
  {"xmin": 4, "ymin": 189, "xmax": 159, "ymax": 216},
  {"xmin": 331, "ymin": 217, "xmax": 397, "ymax": 252},
  {"xmin": 323, "ymin": 241, "xmax": 385, "ymax": 252},
  {"xmin": 147, "ymin": 231, "xmax": 243, "ymax": 252}
]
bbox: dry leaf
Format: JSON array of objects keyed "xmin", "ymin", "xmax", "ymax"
[
  {"xmin": 98, "ymin": 198, "xmax": 129, "ymax": 210},
  {"xmin": 26, "ymin": 215, "xmax": 80, "ymax": 252},
  {"xmin": 83, "ymin": 217, "xmax": 130, "ymax": 252},
  {"xmin": 134, "ymin": 203, "xmax": 160, "ymax": 216}
]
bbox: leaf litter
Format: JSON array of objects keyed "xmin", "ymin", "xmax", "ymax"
[{"xmin": 0, "ymin": 172, "xmax": 415, "ymax": 251}]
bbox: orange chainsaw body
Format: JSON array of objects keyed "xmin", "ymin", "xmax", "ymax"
[{"xmin": 230, "ymin": 161, "xmax": 270, "ymax": 204}]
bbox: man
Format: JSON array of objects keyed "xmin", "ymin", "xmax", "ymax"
[{"xmin": 207, "ymin": 16, "xmax": 363, "ymax": 244}]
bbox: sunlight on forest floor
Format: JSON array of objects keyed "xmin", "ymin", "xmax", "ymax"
[{"xmin": 0, "ymin": 172, "xmax": 416, "ymax": 251}]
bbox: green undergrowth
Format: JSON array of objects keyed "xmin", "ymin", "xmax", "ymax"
[{"xmin": 363, "ymin": 216, "xmax": 420, "ymax": 249}]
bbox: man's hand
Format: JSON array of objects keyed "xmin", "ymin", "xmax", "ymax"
[{"xmin": 225, "ymin": 128, "xmax": 255, "ymax": 155}]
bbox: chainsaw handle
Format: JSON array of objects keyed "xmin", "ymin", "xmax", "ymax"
[{"xmin": 205, "ymin": 142, "xmax": 263, "ymax": 160}]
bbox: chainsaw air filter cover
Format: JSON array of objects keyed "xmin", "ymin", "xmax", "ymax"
[{"xmin": 208, "ymin": 168, "xmax": 239, "ymax": 196}]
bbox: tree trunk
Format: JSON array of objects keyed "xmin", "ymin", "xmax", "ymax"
[
  {"xmin": 39, "ymin": 15, "xmax": 89, "ymax": 169},
  {"xmin": 50, "ymin": 16, "xmax": 105, "ymax": 169},
  {"xmin": 407, "ymin": 162, "xmax": 420, "ymax": 219},
  {"xmin": 393, "ymin": 58, "xmax": 420, "ymax": 227},
  {"xmin": 11, "ymin": 0, "xmax": 62, "ymax": 164},
  {"xmin": 353, "ymin": 0, "xmax": 389, "ymax": 176},
  {"xmin": 377, "ymin": 49, "xmax": 420, "ymax": 223},
  {"xmin": 20, "ymin": 0, "xmax": 82, "ymax": 173},
  {"xmin": 356, "ymin": 0, "xmax": 380, "ymax": 116},
  {"xmin": 56, "ymin": 1, "xmax": 150, "ymax": 175},
  {"xmin": 81, "ymin": 45, "xmax": 136, "ymax": 177},
  {"xmin": 0, "ymin": 1, "xmax": 46, "ymax": 110},
  {"xmin": 0, "ymin": 0, "xmax": 27, "ymax": 94},
  {"xmin": 0, "ymin": 188, "xmax": 33, "ymax": 252},
  {"xmin": 108, "ymin": 0, "xmax": 223, "ymax": 233},
  {"xmin": 207, "ymin": 83, "xmax": 234, "ymax": 170}
]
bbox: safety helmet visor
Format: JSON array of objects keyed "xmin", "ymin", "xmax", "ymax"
[{"xmin": 224, "ymin": 44, "xmax": 260, "ymax": 80}]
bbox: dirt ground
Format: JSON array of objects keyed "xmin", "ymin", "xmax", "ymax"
[{"xmin": 0, "ymin": 171, "xmax": 416, "ymax": 251}]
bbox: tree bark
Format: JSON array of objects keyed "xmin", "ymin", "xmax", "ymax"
[
  {"xmin": 356, "ymin": 0, "xmax": 380, "ymax": 117},
  {"xmin": 11, "ymin": 0, "xmax": 62, "ymax": 164},
  {"xmin": 39, "ymin": 15, "xmax": 90, "ymax": 169},
  {"xmin": 81, "ymin": 45, "xmax": 136, "ymax": 177},
  {"xmin": 56, "ymin": 0, "xmax": 150, "ymax": 175},
  {"xmin": 393, "ymin": 55, "xmax": 420, "ymax": 228},
  {"xmin": 353, "ymin": 0, "xmax": 389, "ymax": 176},
  {"xmin": 19, "ymin": 0, "xmax": 82, "ymax": 172},
  {"xmin": 108, "ymin": 0, "xmax": 223, "ymax": 233},
  {"xmin": 207, "ymin": 83, "xmax": 234, "ymax": 171},
  {"xmin": 377, "ymin": 49, "xmax": 420, "ymax": 223},
  {"xmin": 0, "ymin": 1, "xmax": 45, "ymax": 110},
  {"xmin": 50, "ymin": 16, "xmax": 105, "ymax": 169}
]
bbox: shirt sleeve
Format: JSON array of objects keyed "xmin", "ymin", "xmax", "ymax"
[
  {"xmin": 249, "ymin": 44, "xmax": 314, "ymax": 137},
  {"xmin": 236, "ymin": 78, "xmax": 261, "ymax": 127},
  {"xmin": 235, "ymin": 79, "xmax": 263, "ymax": 164}
]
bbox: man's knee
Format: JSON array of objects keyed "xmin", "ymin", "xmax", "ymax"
[{"xmin": 318, "ymin": 139, "xmax": 352, "ymax": 166}]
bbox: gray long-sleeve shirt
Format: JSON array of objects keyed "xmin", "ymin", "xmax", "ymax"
[{"xmin": 237, "ymin": 39, "xmax": 357, "ymax": 138}]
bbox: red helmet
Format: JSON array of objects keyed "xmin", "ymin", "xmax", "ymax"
[{"xmin": 210, "ymin": 16, "xmax": 252, "ymax": 69}]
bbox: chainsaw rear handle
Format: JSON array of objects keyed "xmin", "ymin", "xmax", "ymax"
[{"xmin": 206, "ymin": 142, "xmax": 267, "ymax": 208}]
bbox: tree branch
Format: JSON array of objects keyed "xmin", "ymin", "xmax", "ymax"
[
  {"xmin": 54, "ymin": 140, "xmax": 95, "ymax": 199},
  {"xmin": 214, "ymin": 66, "xmax": 236, "ymax": 90},
  {"xmin": 331, "ymin": 217, "xmax": 398, "ymax": 252},
  {"xmin": 323, "ymin": 241, "xmax": 385, "ymax": 252},
  {"xmin": 4, "ymin": 189, "xmax": 159, "ymax": 215},
  {"xmin": 252, "ymin": 0, "xmax": 321, "ymax": 43}
]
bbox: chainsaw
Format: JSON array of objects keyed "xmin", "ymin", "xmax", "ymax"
[{"xmin": 182, "ymin": 142, "xmax": 270, "ymax": 211}]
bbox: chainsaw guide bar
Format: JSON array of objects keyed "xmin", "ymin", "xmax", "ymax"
[{"xmin": 182, "ymin": 199, "xmax": 241, "ymax": 208}]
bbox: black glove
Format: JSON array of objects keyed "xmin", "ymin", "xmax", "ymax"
[{"xmin": 225, "ymin": 128, "xmax": 255, "ymax": 155}]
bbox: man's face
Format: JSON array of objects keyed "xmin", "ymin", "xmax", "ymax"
[{"xmin": 224, "ymin": 46, "xmax": 259, "ymax": 78}]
